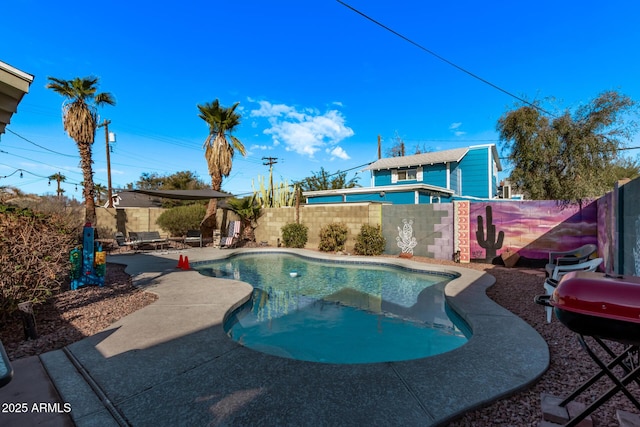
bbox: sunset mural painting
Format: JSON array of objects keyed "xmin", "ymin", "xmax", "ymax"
[{"xmin": 470, "ymin": 201, "xmax": 598, "ymax": 263}]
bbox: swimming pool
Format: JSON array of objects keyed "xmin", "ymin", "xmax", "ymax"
[{"xmin": 195, "ymin": 253, "xmax": 470, "ymax": 364}]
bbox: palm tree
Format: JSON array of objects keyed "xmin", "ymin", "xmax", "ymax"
[
  {"xmin": 197, "ymin": 99, "xmax": 246, "ymax": 236},
  {"xmin": 48, "ymin": 172, "xmax": 66, "ymax": 199},
  {"xmin": 46, "ymin": 76, "xmax": 115, "ymax": 225},
  {"xmin": 227, "ymin": 195, "xmax": 262, "ymax": 243},
  {"xmin": 94, "ymin": 183, "xmax": 107, "ymax": 206}
]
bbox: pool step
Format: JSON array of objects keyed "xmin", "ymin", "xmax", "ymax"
[{"xmin": 40, "ymin": 349, "xmax": 123, "ymax": 426}]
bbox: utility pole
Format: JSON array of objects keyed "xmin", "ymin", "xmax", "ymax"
[
  {"xmin": 262, "ymin": 156, "xmax": 278, "ymax": 205},
  {"xmin": 98, "ymin": 119, "xmax": 115, "ymax": 208},
  {"xmin": 54, "ymin": 174, "xmax": 63, "ymax": 199}
]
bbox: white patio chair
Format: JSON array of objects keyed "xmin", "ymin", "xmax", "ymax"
[
  {"xmin": 545, "ymin": 244, "xmax": 597, "ymax": 277},
  {"xmin": 542, "ymin": 257, "xmax": 603, "ymax": 323}
]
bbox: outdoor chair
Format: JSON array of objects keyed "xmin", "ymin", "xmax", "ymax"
[
  {"xmin": 220, "ymin": 221, "xmax": 241, "ymax": 249},
  {"xmin": 542, "ymin": 257, "xmax": 603, "ymax": 322},
  {"xmin": 113, "ymin": 232, "xmax": 133, "ymax": 253},
  {"xmin": 183, "ymin": 230, "xmax": 203, "ymax": 248},
  {"xmin": 545, "ymin": 243, "xmax": 597, "ymax": 277}
]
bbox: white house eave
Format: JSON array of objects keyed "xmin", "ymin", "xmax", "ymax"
[
  {"xmin": 0, "ymin": 60, "xmax": 34, "ymax": 135},
  {"xmin": 303, "ymin": 183, "xmax": 454, "ymax": 197}
]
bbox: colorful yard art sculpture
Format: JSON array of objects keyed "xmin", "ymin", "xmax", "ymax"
[{"xmin": 70, "ymin": 223, "xmax": 106, "ymax": 290}]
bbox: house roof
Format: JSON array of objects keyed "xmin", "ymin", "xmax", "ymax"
[
  {"xmin": 363, "ymin": 144, "xmax": 502, "ymax": 171},
  {"xmin": 363, "ymin": 147, "xmax": 469, "ymax": 171},
  {"xmin": 105, "ymin": 189, "xmax": 232, "ymax": 208},
  {"xmin": 106, "ymin": 191, "xmax": 163, "ymax": 208},
  {"xmin": 0, "ymin": 60, "xmax": 34, "ymax": 135},
  {"xmin": 129, "ymin": 189, "xmax": 232, "ymax": 200},
  {"xmin": 303, "ymin": 183, "xmax": 454, "ymax": 198}
]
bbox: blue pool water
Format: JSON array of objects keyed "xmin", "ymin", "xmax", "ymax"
[{"xmin": 195, "ymin": 253, "xmax": 470, "ymax": 364}]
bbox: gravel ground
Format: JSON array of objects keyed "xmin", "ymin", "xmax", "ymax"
[
  {"xmin": 2, "ymin": 256, "xmax": 638, "ymax": 426},
  {"xmin": 2, "ymin": 262, "xmax": 157, "ymax": 360}
]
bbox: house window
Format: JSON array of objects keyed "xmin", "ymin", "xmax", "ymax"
[{"xmin": 397, "ymin": 168, "xmax": 417, "ymax": 181}]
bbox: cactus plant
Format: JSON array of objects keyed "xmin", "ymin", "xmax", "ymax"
[
  {"xmin": 252, "ymin": 175, "xmax": 297, "ymax": 208},
  {"xmin": 476, "ymin": 205, "xmax": 504, "ymax": 261}
]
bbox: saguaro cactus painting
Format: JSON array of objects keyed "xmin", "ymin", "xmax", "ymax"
[{"xmin": 476, "ymin": 205, "xmax": 504, "ymax": 261}]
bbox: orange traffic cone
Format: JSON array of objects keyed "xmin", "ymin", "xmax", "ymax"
[
  {"xmin": 177, "ymin": 255, "xmax": 184, "ymax": 269},
  {"xmin": 182, "ymin": 256, "xmax": 190, "ymax": 270}
]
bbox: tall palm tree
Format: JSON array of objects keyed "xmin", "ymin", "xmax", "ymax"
[
  {"xmin": 46, "ymin": 76, "xmax": 115, "ymax": 225},
  {"xmin": 197, "ymin": 99, "xmax": 246, "ymax": 236},
  {"xmin": 48, "ymin": 172, "xmax": 66, "ymax": 199}
]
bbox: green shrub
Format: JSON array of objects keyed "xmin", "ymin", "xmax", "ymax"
[
  {"xmin": 318, "ymin": 222, "xmax": 348, "ymax": 252},
  {"xmin": 0, "ymin": 204, "xmax": 78, "ymax": 321},
  {"xmin": 354, "ymin": 224, "xmax": 386, "ymax": 256},
  {"xmin": 281, "ymin": 223, "xmax": 308, "ymax": 248},
  {"xmin": 157, "ymin": 204, "xmax": 207, "ymax": 237}
]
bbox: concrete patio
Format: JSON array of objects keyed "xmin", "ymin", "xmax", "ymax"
[{"xmin": 3, "ymin": 248, "xmax": 549, "ymax": 426}]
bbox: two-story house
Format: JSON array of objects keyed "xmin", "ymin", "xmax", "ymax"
[{"xmin": 303, "ymin": 144, "xmax": 502, "ymax": 204}]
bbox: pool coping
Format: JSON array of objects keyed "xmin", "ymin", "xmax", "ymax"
[{"xmin": 42, "ymin": 247, "xmax": 549, "ymax": 426}]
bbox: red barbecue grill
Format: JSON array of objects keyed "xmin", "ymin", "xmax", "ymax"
[{"xmin": 535, "ymin": 271, "xmax": 640, "ymax": 426}]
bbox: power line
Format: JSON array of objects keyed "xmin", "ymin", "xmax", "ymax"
[
  {"xmin": 336, "ymin": 0, "xmax": 555, "ymax": 117},
  {"xmin": 5, "ymin": 128, "xmax": 77, "ymax": 157}
]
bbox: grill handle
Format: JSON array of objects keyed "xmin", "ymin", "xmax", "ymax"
[{"xmin": 534, "ymin": 294, "xmax": 553, "ymax": 308}]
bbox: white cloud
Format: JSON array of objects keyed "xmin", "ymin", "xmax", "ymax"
[
  {"xmin": 250, "ymin": 101, "xmax": 296, "ymax": 118},
  {"xmin": 449, "ymin": 122, "xmax": 466, "ymax": 136},
  {"xmin": 328, "ymin": 146, "xmax": 350, "ymax": 160},
  {"xmin": 249, "ymin": 100, "xmax": 354, "ymax": 158}
]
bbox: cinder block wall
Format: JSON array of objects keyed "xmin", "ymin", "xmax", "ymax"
[
  {"xmin": 254, "ymin": 203, "xmax": 383, "ymax": 252},
  {"xmin": 96, "ymin": 207, "xmax": 236, "ymax": 238},
  {"xmin": 96, "ymin": 208, "xmax": 168, "ymax": 237},
  {"xmin": 382, "ymin": 204, "xmax": 453, "ymax": 259}
]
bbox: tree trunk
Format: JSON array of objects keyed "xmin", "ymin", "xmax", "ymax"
[
  {"xmin": 78, "ymin": 141, "xmax": 97, "ymax": 225},
  {"xmin": 201, "ymin": 172, "xmax": 223, "ymax": 239},
  {"xmin": 201, "ymin": 198, "xmax": 218, "ymax": 238}
]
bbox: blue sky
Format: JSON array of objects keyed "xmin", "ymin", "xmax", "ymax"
[{"xmin": 2, "ymin": 0, "xmax": 639, "ymax": 199}]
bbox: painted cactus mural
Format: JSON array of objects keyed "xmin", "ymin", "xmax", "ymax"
[
  {"xmin": 476, "ymin": 205, "xmax": 504, "ymax": 261},
  {"xmin": 397, "ymin": 219, "xmax": 418, "ymax": 254}
]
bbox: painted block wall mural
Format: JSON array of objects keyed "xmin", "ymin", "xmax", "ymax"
[
  {"xmin": 382, "ymin": 204, "xmax": 453, "ymax": 259},
  {"xmin": 475, "ymin": 205, "xmax": 504, "ymax": 261},
  {"xmin": 596, "ymin": 191, "xmax": 616, "ymax": 274},
  {"xmin": 469, "ymin": 201, "xmax": 598, "ymax": 262},
  {"xmin": 396, "ymin": 219, "xmax": 418, "ymax": 255}
]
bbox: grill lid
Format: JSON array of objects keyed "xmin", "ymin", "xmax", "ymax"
[{"xmin": 550, "ymin": 271, "xmax": 640, "ymax": 324}]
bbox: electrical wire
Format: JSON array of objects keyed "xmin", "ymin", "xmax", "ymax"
[
  {"xmin": 336, "ymin": 0, "xmax": 555, "ymax": 117},
  {"xmin": 5, "ymin": 128, "xmax": 77, "ymax": 157}
]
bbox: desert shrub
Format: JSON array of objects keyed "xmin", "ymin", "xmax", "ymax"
[
  {"xmin": 281, "ymin": 223, "xmax": 308, "ymax": 248},
  {"xmin": 354, "ymin": 224, "xmax": 386, "ymax": 256},
  {"xmin": 318, "ymin": 222, "xmax": 348, "ymax": 252},
  {"xmin": 0, "ymin": 204, "xmax": 79, "ymax": 321},
  {"xmin": 157, "ymin": 204, "xmax": 207, "ymax": 236}
]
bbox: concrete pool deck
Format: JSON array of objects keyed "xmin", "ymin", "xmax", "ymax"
[{"xmin": 37, "ymin": 248, "xmax": 548, "ymax": 426}]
